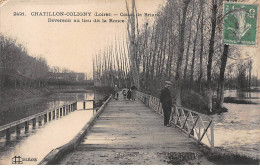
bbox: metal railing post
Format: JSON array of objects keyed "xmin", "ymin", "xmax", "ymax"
[
  {"xmin": 210, "ymin": 117, "xmax": 214, "ymax": 151},
  {"xmin": 53, "ymin": 110, "xmax": 55, "ymax": 120},
  {"xmin": 148, "ymin": 95, "xmax": 151, "ymax": 107},
  {"xmin": 32, "ymin": 118, "xmax": 36, "ymax": 129},
  {"xmin": 198, "ymin": 119, "xmax": 201, "ymax": 144},
  {"xmin": 25, "ymin": 121, "xmax": 29, "ymax": 133},
  {"xmin": 38, "ymin": 116, "xmax": 42, "ymax": 126},
  {"xmin": 16, "ymin": 125, "xmax": 21, "ymax": 137},
  {"xmin": 56, "ymin": 108, "xmax": 59, "ymax": 118},
  {"xmin": 49, "ymin": 112, "xmax": 52, "ymax": 121},
  {"xmin": 59, "ymin": 108, "xmax": 62, "ymax": 117},
  {"xmin": 44, "ymin": 114, "xmax": 47, "ymax": 123},
  {"xmin": 6, "ymin": 128, "xmax": 10, "ymax": 141}
]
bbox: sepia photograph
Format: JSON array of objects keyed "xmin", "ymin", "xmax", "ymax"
[{"xmin": 0, "ymin": 0, "xmax": 259, "ymax": 165}]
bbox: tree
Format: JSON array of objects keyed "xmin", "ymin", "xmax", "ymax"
[
  {"xmin": 216, "ymin": 44, "xmax": 229, "ymax": 108},
  {"xmin": 126, "ymin": 0, "xmax": 140, "ymax": 89},
  {"xmin": 206, "ymin": 0, "xmax": 218, "ymax": 112},
  {"xmin": 175, "ymin": 0, "xmax": 192, "ymax": 106}
]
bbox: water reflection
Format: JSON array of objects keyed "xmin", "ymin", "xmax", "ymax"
[
  {"xmin": 0, "ymin": 92, "xmax": 106, "ymax": 165},
  {"xmin": 213, "ymin": 89, "xmax": 260, "ymax": 159},
  {"xmin": 0, "ymin": 92, "xmax": 105, "ymax": 126},
  {"xmin": 225, "ymin": 89, "xmax": 260, "ymax": 99}
]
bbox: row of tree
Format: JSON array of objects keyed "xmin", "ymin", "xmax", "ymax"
[
  {"xmin": 0, "ymin": 34, "xmax": 89, "ymax": 89},
  {"xmin": 93, "ymin": 0, "xmax": 258, "ymax": 113},
  {"xmin": 93, "ymin": 36, "xmax": 132, "ymax": 88},
  {"xmin": 0, "ymin": 34, "xmax": 49, "ymax": 88}
]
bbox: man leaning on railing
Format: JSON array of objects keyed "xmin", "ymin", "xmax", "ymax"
[{"xmin": 159, "ymin": 81, "xmax": 173, "ymax": 127}]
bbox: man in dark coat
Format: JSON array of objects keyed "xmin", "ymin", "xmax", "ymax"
[
  {"xmin": 113, "ymin": 85, "xmax": 119, "ymax": 100},
  {"xmin": 127, "ymin": 88, "xmax": 132, "ymax": 100},
  {"xmin": 159, "ymin": 81, "xmax": 173, "ymax": 127}
]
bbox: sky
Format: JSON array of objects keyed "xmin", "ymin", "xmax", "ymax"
[
  {"xmin": 0, "ymin": 0, "xmax": 165, "ymax": 75},
  {"xmin": 0, "ymin": 0, "xmax": 259, "ymax": 77}
]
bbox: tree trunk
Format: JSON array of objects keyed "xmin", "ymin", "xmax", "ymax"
[
  {"xmin": 183, "ymin": 1, "xmax": 195, "ymax": 80},
  {"xmin": 150, "ymin": 26, "xmax": 160, "ymax": 83},
  {"xmin": 175, "ymin": 0, "xmax": 192, "ymax": 106},
  {"xmin": 216, "ymin": 44, "xmax": 229, "ymax": 108},
  {"xmin": 198, "ymin": 12, "xmax": 204, "ymax": 92},
  {"xmin": 126, "ymin": 0, "xmax": 140, "ymax": 89},
  {"xmin": 190, "ymin": 7, "xmax": 202, "ymax": 89},
  {"xmin": 248, "ymin": 60, "xmax": 252, "ymax": 89},
  {"xmin": 198, "ymin": 0, "xmax": 204, "ymax": 92},
  {"xmin": 206, "ymin": 0, "xmax": 217, "ymax": 112}
]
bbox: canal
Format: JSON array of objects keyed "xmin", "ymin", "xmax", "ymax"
[
  {"xmin": 0, "ymin": 92, "xmax": 106, "ymax": 165},
  {"xmin": 213, "ymin": 88, "xmax": 260, "ymax": 159}
]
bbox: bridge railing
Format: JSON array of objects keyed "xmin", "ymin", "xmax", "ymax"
[
  {"xmin": 136, "ymin": 91, "xmax": 214, "ymax": 150},
  {"xmin": 0, "ymin": 101, "xmax": 78, "ymax": 142}
]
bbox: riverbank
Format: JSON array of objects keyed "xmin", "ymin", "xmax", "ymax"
[
  {"xmin": 200, "ymin": 146, "xmax": 259, "ymax": 165},
  {"xmin": 224, "ymin": 97, "xmax": 258, "ymax": 104},
  {"xmin": 92, "ymin": 86, "xmax": 113, "ymax": 108},
  {"xmin": 47, "ymin": 85, "xmax": 94, "ymax": 93}
]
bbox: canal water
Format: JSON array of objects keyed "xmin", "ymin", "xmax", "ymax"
[
  {"xmin": 213, "ymin": 88, "xmax": 260, "ymax": 159},
  {"xmin": 0, "ymin": 91, "xmax": 104, "ymax": 126},
  {"xmin": 0, "ymin": 92, "xmax": 106, "ymax": 165}
]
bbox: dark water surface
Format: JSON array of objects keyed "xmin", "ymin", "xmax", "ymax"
[
  {"xmin": 0, "ymin": 92, "xmax": 105, "ymax": 126},
  {"xmin": 0, "ymin": 92, "xmax": 106, "ymax": 165}
]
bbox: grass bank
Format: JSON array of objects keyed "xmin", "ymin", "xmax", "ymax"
[
  {"xmin": 47, "ymin": 85, "xmax": 94, "ymax": 93},
  {"xmin": 93, "ymin": 86, "xmax": 114, "ymax": 95},
  {"xmin": 200, "ymin": 146, "xmax": 259, "ymax": 165},
  {"xmin": 92, "ymin": 86, "xmax": 114, "ymax": 108}
]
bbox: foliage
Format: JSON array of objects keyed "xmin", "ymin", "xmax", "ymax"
[
  {"xmin": 0, "ymin": 34, "xmax": 49, "ymax": 88},
  {"xmin": 93, "ymin": 0, "xmax": 256, "ymax": 113}
]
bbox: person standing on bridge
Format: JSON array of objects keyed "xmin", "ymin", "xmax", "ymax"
[
  {"xmin": 159, "ymin": 81, "xmax": 173, "ymax": 127},
  {"xmin": 127, "ymin": 88, "xmax": 132, "ymax": 100},
  {"xmin": 114, "ymin": 85, "xmax": 119, "ymax": 100},
  {"xmin": 131, "ymin": 86, "xmax": 137, "ymax": 100}
]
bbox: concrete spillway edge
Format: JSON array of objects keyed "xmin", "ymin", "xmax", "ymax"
[{"xmin": 38, "ymin": 94, "xmax": 113, "ymax": 165}]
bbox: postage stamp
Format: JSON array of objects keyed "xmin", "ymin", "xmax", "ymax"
[{"xmin": 223, "ymin": 3, "xmax": 258, "ymax": 46}]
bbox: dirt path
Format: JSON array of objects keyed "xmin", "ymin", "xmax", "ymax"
[{"xmin": 60, "ymin": 93, "xmax": 213, "ymax": 165}]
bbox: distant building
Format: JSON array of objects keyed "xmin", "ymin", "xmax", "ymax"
[{"xmin": 49, "ymin": 72, "xmax": 85, "ymax": 82}]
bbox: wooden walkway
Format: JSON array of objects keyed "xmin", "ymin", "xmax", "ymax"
[{"xmin": 60, "ymin": 94, "xmax": 213, "ymax": 165}]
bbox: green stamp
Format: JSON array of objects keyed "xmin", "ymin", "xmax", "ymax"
[{"xmin": 223, "ymin": 3, "xmax": 258, "ymax": 46}]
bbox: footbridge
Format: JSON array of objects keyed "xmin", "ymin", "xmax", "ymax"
[
  {"xmin": 54, "ymin": 91, "xmax": 214, "ymax": 165},
  {"xmin": 0, "ymin": 91, "xmax": 214, "ymax": 165}
]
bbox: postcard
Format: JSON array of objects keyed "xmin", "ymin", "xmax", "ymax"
[{"xmin": 0, "ymin": 0, "xmax": 259, "ymax": 165}]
